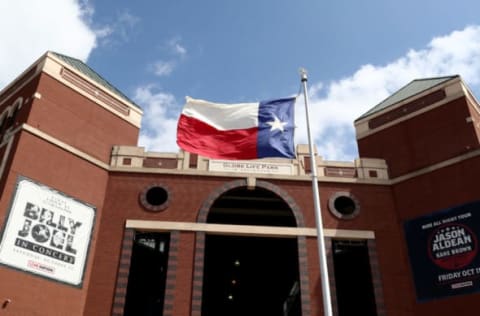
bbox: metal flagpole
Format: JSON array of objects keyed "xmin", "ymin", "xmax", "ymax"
[{"xmin": 300, "ymin": 68, "xmax": 333, "ymax": 316}]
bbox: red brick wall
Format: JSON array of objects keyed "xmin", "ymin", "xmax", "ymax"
[
  {"xmin": 85, "ymin": 174, "xmax": 242, "ymax": 315},
  {"xmin": 27, "ymin": 74, "xmax": 139, "ymax": 163},
  {"xmin": 86, "ymin": 173, "xmax": 401, "ymax": 315},
  {"xmin": 0, "ymin": 132, "xmax": 108, "ymax": 316},
  {"xmin": 391, "ymin": 155, "xmax": 480, "ymax": 315},
  {"xmin": 316, "ymin": 183, "xmax": 412, "ymax": 315},
  {"xmin": 358, "ymin": 97, "xmax": 479, "ymax": 178},
  {"xmin": 393, "ymin": 156, "xmax": 480, "ymax": 221}
]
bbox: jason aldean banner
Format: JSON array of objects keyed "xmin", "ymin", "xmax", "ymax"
[
  {"xmin": 404, "ymin": 200, "xmax": 480, "ymax": 301},
  {"xmin": 0, "ymin": 177, "xmax": 95, "ymax": 287}
]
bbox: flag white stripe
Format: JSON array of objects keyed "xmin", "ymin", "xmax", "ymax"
[{"xmin": 182, "ymin": 96, "xmax": 259, "ymax": 131}]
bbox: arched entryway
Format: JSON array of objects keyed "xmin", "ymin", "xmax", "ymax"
[{"xmin": 192, "ymin": 180, "xmax": 310, "ymax": 316}]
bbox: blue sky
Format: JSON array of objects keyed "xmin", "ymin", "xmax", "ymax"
[{"xmin": 2, "ymin": 0, "xmax": 480, "ymax": 161}]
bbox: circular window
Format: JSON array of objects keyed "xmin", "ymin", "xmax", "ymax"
[
  {"xmin": 140, "ymin": 184, "xmax": 170, "ymax": 212},
  {"xmin": 328, "ymin": 192, "xmax": 360, "ymax": 219}
]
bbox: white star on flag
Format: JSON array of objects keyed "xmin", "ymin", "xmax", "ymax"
[{"xmin": 267, "ymin": 114, "xmax": 288, "ymax": 132}]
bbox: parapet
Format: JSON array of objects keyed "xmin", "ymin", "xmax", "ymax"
[{"xmin": 110, "ymin": 145, "xmax": 389, "ymax": 183}]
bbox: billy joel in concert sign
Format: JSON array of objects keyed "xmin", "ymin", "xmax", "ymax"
[
  {"xmin": 0, "ymin": 177, "xmax": 95, "ymax": 287},
  {"xmin": 404, "ymin": 201, "xmax": 480, "ymax": 301}
]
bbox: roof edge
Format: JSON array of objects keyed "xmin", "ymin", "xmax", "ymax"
[
  {"xmin": 355, "ymin": 75, "xmax": 460, "ymax": 122},
  {"xmin": 47, "ymin": 51, "xmax": 141, "ymax": 110}
]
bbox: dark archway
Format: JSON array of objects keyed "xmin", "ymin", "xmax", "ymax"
[
  {"xmin": 196, "ymin": 180, "xmax": 305, "ymax": 227},
  {"xmin": 199, "ymin": 183, "xmax": 304, "ymax": 316},
  {"xmin": 207, "ymin": 186, "xmax": 297, "ymax": 227}
]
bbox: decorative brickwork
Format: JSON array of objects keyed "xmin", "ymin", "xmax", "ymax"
[
  {"xmin": 111, "ymin": 228, "xmax": 134, "ymax": 316},
  {"xmin": 163, "ymin": 231, "xmax": 180, "ymax": 316},
  {"xmin": 139, "ymin": 183, "xmax": 171, "ymax": 212},
  {"xmin": 325, "ymin": 237, "xmax": 338, "ymax": 316},
  {"xmin": 143, "ymin": 157, "xmax": 178, "ymax": 169},
  {"xmin": 324, "ymin": 167, "xmax": 357, "ymax": 178},
  {"xmin": 368, "ymin": 89, "xmax": 446, "ymax": 129},
  {"xmin": 367, "ymin": 239, "xmax": 386, "ymax": 316},
  {"xmin": 60, "ymin": 67, "xmax": 130, "ymax": 115},
  {"xmin": 297, "ymin": 236, "xmax": 312, "ymax": 316},
  {"xmin": 191, "ymin": 232, "xmax": 205, "ymax": 316}
]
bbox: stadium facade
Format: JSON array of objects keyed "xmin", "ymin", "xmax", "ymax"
[{"xmin": 0, "ymin": 52, "xmax": 479, "ymax": 315}]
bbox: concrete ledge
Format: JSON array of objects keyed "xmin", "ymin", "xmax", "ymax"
[{"xmin": 125, "ymin": 219, "xmax": 375, "ymax": 239}]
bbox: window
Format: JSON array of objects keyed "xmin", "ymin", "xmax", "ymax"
[
  {"xmin": 328, "ymin": 192, "xmax": 360, "ymax": 219},
  {"xmin": 124, "ymin": 232, "xmax": 170, "ymax": 316},
  {"xmin": 332, "ymin": 240, "xmax": 377, "ymax": 316},
  {"xmin": 139, "ymin": 185, "xmax": 170, "ymax": 212}
]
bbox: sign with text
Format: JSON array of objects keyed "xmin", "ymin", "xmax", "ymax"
[
  {"xmin": 404, "ymin": 201, "xmax": 480, "ymax": 301},
  {"xmin": 209, "ymin": 160, "xmax": 294, "ymax": 175},
  {"xmin": 0, "ymin": 177, "xmax": 95, "ymax": 287}
]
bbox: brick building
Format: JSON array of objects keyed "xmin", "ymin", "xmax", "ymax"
[{"xmin": 0, "ymin": 52, "xmax": 479, "ymax": 315}]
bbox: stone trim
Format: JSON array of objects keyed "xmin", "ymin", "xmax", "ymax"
[
  {"xmin": 43, "ymin": 52, "xmax": 143, "ymax": 127},
  {"xmin": 355, "ymin": 78, "xmax": 463, "ymax": 139},
  {"xmin": 22, "ymin": 117, "xmax": 480, "ymax": 188},
  {"xmin": 18, "ymin": 124, "xmax": 391, "ymax": 186},
  {"xmin": 390, "ymin": 146, "xmax": 480, "ymax": 184},
  {"xmin": 125, "ymin": 220, "xmax": 376, "ymax": 239},
  {"xmin": 60, "ymin": 67, "xmax": 130, "ymax": 116},
  {"xmin": 368, "ymin": 89, "xmax": 446, "ymax": 129},
  {"xmin": 21, "ymin": 123, "xmax": 110, "ymax": 169}
]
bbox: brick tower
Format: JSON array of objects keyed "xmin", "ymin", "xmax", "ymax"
[{"xmin": 0, "ymin": 52, "xmax": 142, "ymax": 315}]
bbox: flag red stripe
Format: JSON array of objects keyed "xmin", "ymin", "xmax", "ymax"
[{"xmin": 177, "ymin": 114, "xmax": 258, "ymax": 159}]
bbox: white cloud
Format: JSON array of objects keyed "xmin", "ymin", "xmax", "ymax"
[
  {"xmin": 138, "ymin": 26, "xmax": 480, "ymax": 159},
  {"xmin": 135, "ymin": 86, "xmax": 180, "ymax": 152},
  {"xmin": 168, "ymin": 38, "xmax": 187, "ymax": 57},
  {"xmin": 296, "ymin": 25, "xmax": 480, "ymax": 161},
  {"xmin": 0, "ymin": 0, "xmax": 97, "ymax": 89},
  {"xmin": 149, "ymin": 38, "xmax": 187, "ymax": 78},
  {"xmin": 134, "ymin": 25, "xmax": 480, "ymax": 160},
  {"xmin": 94, "ymin": 10, "xmax": 139, "ymax": 47},
  {"xmin": 113, "ymin": 11, "xmax": 139, "ymax": 42},
  {"xmin": 152, "ymin": 60, "xmax": 176, "ymax": 77}
]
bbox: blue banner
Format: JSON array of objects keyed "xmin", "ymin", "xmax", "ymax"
[{"xmin": 404, "ymin": 200, "xmax": 480, "ymax": 301}]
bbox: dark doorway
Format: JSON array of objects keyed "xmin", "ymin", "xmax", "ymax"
[
  {"xmin": 202, "ymin": 235, "xmax": 301, "ymax": 316},
  {"xmin": 124, "ymin": 232, "xmax": 170, "ymax": 316},
  {"xmin": 332, "ymin": 240, "xmax": 377, "ymax": 316},
  {"xmin": 202, "ymin": 186, "xmax": 302, "ymax": 315}
]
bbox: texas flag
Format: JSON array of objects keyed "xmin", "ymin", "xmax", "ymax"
[{"xmin": 176, "ymin": 96, "xmax": 296, "ymax": 160}]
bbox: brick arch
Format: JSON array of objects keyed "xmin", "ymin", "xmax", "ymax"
[
  {"xmin": 192, "ymin": 179, "xmax": 311, "ymax": 316},
  {"xmin": 196, "ymin": 179, "xmax": 305, "ymax": 227}
]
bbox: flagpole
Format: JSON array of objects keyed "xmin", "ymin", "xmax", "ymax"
[{"xmin": 300, "ymin": 68, "xmax": 333, "ymax": 316}]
